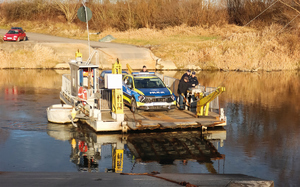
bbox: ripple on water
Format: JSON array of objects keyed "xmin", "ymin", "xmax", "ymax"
[{"xmin": 0, "ymin": 120, "xmax": 48, "ymax": 132}]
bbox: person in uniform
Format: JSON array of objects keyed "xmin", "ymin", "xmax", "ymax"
[{"xmin": 190, "ymin": 71, "xmax": 199, "ymax": 87}]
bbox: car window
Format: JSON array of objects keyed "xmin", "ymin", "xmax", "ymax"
[
  {"xmin": 124, "ymin": 76, "xmax": 133, "ymax": 88},
  {"xmin": 100, "ymin": 71, "xmax": 105, "ymax": 78},
  {"xmin": 134, "ymin": 77, "xmax": 165, "ymax": 89},
  {"xmin": 8, "ymin": 30, "xmax": 16, "ymax": 34}
]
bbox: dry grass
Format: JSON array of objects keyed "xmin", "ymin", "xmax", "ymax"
[
  {"xmin": 0, "ymin": 43, "xmax": 59, "ymax": 69},
  {"xmin": 1, "ymin": 19, "xmax": 299, "ymax": 71},
  {"xmin": 101, "ymin": 24, "xmax": 300, "ymax": 71}
]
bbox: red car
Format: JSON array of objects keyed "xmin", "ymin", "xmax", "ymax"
[{"xmin": 3, "ymin": 27, "xmax": 27, "ymax": 42}]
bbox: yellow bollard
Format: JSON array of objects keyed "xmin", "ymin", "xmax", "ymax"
[{"xmin": 112, "ymin": 59, "xmax": 124, "ymax": 115}]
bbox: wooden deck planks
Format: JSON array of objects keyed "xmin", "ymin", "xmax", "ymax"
[{"xmin": 124, "ymin": 106, "xmax": 225, "ymax": 131}]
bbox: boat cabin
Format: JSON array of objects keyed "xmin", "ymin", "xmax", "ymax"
[{"xmin": 69, "ymin": 60, "xmax": 99, "ymax": 97}]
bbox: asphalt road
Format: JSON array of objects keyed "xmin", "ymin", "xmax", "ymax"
[{"xmin": 0, "ymin": 29, "xmax": 140, "ymax": 49}]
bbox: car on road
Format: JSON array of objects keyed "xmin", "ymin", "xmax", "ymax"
[
  {"xmin": 122, "ymin": 72, "xmax": 176, "ymax": 113},
  {"xmin": 3, "ymin": 27, "xmax": 27, "ymax": 42}
]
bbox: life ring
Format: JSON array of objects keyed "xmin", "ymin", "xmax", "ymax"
[
  {"xmin": 78, "ymin": 87, "xmax": 87, "ymax": 104},
  {"xmin": 78, "ymin": 141, "xmax": 88, "ymax": 153}
]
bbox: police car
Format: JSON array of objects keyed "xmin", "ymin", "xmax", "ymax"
[{"xmin": 122, "ymin": 72, "xmax": 176, "ymax": 113}]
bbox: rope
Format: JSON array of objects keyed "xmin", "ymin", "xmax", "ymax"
[{"xmin": 244, "ymin": 0, "xmax": 279, "ymax": 27}]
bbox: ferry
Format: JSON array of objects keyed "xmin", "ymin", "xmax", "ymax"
[{"xmin": 47, "ymin": 50, "xmax": 226, "ymax": 132}]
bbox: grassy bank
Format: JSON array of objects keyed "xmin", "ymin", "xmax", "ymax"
[
  {"xmin": 1, "ymin": 20, "xmax": 300, "ymax": 71},
  {"xmin": 0, "ymin": 0, "xmax": 299, "ymax": 71}
]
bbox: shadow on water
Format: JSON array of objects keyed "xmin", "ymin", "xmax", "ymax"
[{"xmin": 47, "ymin": 122, "xmax": 226, "ymax": 174}]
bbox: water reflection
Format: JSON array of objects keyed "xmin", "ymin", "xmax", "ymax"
[
  {"xmin": 1, "ymin": 69, "xmax": 300, "ymax": 185},
  {"xmin": 47, "ymin": 123, "xmax": 226, "ymax": 173}
]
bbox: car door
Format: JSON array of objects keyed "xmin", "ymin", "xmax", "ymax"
[
  {"xmin": 17, "ymin": 30, "xmax": 22, "ymax": 40},
  {"xmin": 123, "ymin": 76, "xmax": 133, "ymax": 104},
  {"xmin": 20, "ymin": 30, "xmax": 25, "ymax": 40}
]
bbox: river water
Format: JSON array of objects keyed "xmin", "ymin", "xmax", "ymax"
[{"xmin": 0, "ymin": 69, "xmax": 299, "ymax": 186}]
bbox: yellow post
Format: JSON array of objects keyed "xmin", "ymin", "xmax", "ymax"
[
  {"xmin": 75, "ymin": 49, "xmax": 82, "ymax": 58},
  {"xmin": 204, "ymin": 102, "xmax": 210, "ymax": 116},
  {"xmin": 197, "ymin": 106, "xmax": 204, "ymax": 116},
  {"xmin": 126, "ymin": 63, "xmax": 133, "ymax": 74},
  {"xmin": 113, "ymin": 149, "xmax": 124, "ymax": 173},
  {"xmin": 112, "ymin": 58, "xmax": 124, "ymax": 114},
  {"xmin": 112, "ymin": 58, "xmax": 122, "ymax": 74}
]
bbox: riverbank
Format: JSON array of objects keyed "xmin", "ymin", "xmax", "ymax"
[{"xmin": 1, "ymin": 21, "xmax": 299, "ymax": 71}]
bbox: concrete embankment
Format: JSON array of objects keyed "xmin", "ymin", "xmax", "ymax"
[{"xmin": 0, "ymin": 172, "xmax": 274, "ymax": 187}]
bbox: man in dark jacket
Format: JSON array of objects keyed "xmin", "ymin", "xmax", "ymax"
[
  {"xmin": 177, "ymin": 76, "xmax": 193, "ymax": 110},
  {"xmin": 190, "ymin": 71, "xmax": 199, "ymax": 87},
  {"xmin": 180, "ymin": 69, "xmax": 191, "ymax": 81}
]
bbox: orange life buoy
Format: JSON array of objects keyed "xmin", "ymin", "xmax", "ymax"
[
  {"xmin": 78, "ymin": 87, "xmax": 87, "ymax": 104},
  {"xmin": 78, "ymin": 140, "xmax": 88, "ymax": 153}
]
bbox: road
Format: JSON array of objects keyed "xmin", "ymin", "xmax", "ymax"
[
  {"xmin": 0, "ymin": 29, "xmax": 138, "ymax": 49},
  {"xmin": 0, "ymin": 29, "xmax": 159, "ymax": 69}
]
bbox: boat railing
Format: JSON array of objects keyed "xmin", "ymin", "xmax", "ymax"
[
  {"xmin": 62, "ymin": 74, "xmax": 71, "ymax": 96},
  {"xmin": 164, "ymin": 76, "xmax": 180, "ymax": 97},
  {"xmin": 205, "ymin": 87, "xmax": 219, "ymax": 110}
]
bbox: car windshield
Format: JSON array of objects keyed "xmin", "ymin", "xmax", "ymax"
[
  {"xmin": 134, "ymin": 77, "xmax": 166, "ymax": 89},
  {"xmin": 11, "ymin": 27, "xmax": 22, "ymax": 30},
  {"xmin": 7, "ymin": 30, "xmax": 18, "ymax": 34}
]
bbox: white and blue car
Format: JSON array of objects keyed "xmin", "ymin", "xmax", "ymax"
[{"xmin": 122, "ymin": 72, "xmax": 176, "ymax": 113}]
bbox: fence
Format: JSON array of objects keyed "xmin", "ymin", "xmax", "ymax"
[
  {"xmin": 205, "ymin": 87, "xmax": 219, "ymax": 110},
  {"xmin": 97, "ymin": 89, "xmax": 112, "ymax": 111}
]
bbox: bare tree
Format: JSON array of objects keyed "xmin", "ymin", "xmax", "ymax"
[
  {"xmin": 52, "ymin": 0, "xmax": 81, "ymax": 23},
  {"xmin": 227, "ymin": 0, "xmax": 245, "ymax": 25}
]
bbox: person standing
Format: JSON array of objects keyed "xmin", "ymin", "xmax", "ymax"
[
  {"xmin": 180, "ymin": 69, "xmax": 191, "ymax": 81},
  {"xmin": 177, "ymin": 76, "xmax": 193, "ymax": 110},
  {"xmin": 141, "ymin": 65, "xmax": 148, "ymax": 72},
  {"xmin": 190, "ymin": 71, "xmax": 199, "ymax": 87}
]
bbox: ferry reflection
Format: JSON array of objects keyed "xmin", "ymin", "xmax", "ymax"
[{"xmin": 47, "ymin": 123, "xmax": 226, "ymax": 173}]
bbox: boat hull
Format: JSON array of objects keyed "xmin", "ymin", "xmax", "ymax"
[{"xmin": 47, "ymin": 104, "xmax": 78, "ymax": 124}]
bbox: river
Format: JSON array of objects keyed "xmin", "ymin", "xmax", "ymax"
[{"xmin": 0, "ymin": 69, "xmax": 299, "ymax": 186}]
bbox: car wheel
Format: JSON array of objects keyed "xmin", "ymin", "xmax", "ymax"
[
  {"xmin": 23, "ymin": 36, "xmax": 27, "ymax": 41},
  {"xmin": 17, "ymin": 37, "xmax": 20, "ymax": 42},
  {"xmin": 131, "ymin": 98, "xmax": 139, "ymax": 113}
]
